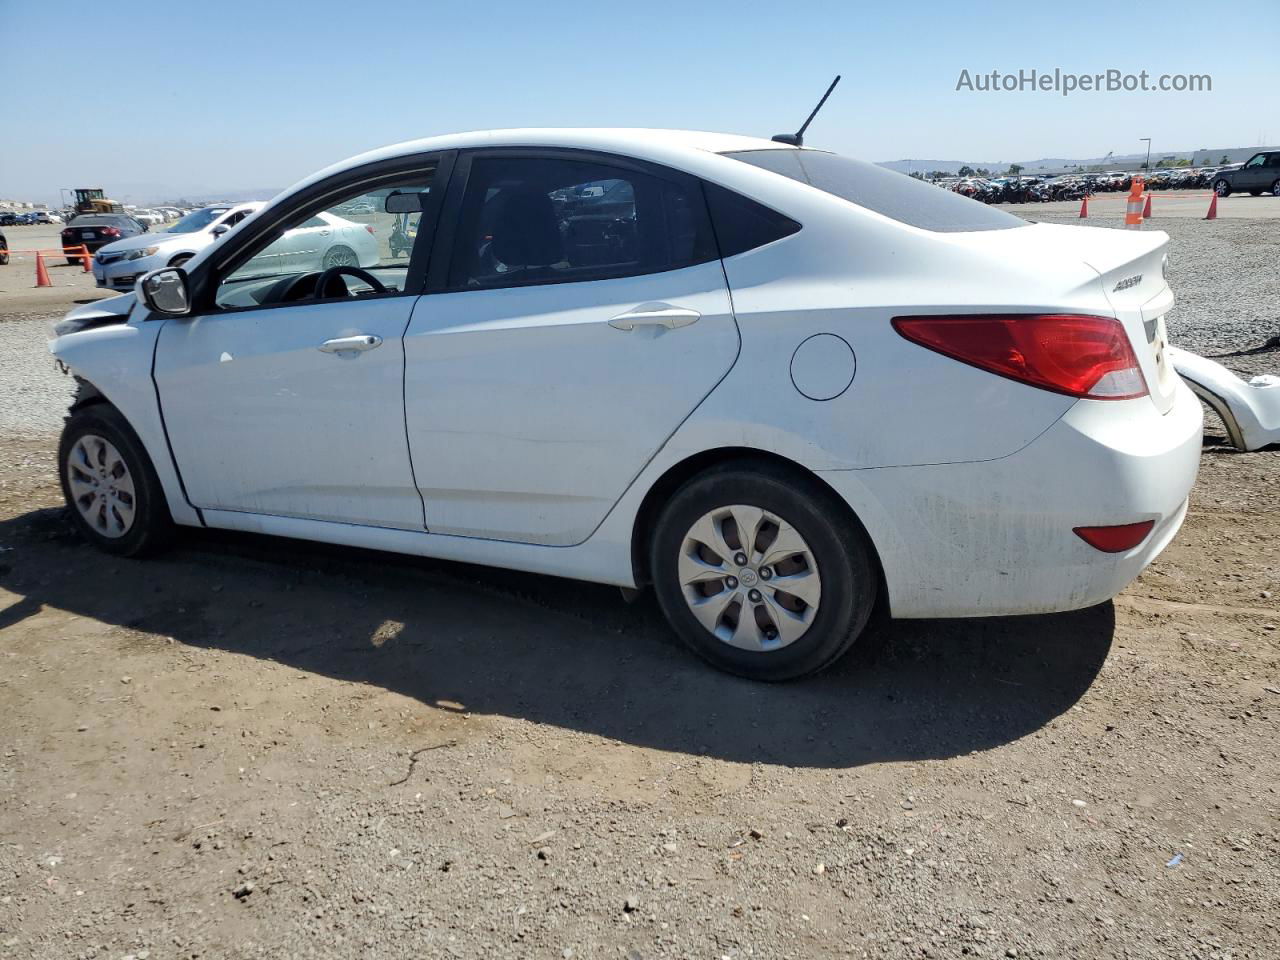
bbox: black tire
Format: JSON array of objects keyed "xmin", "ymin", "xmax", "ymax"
[
  {"xmin": 650, "ymin": 460, "xmax": 878, "ymax": 681},
  {"xmin": 1272, "ymin": 179, "xmax": 1280, "ymax": 198},
  {"xmin": 322, "ymin": 245, "xmax": 357, "ymax": 270},
  {"xmin": 1213, "ymin": 179, "xmax": 1231, "ymax": 197},
  {"xmin": 0, "ymin": 251, "xmax": 8, "ymax": 266},
  {"xmin": 58, "ymin": 403, "xmax": 174, "ymax": 557}
]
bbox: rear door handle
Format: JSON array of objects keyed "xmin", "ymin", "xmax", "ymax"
[
  {"xmin": 608, "ymin": 305, "xmax": 700, "ymax": 331},
  {"xmin": 319, "ymin": 334, "xmax": 382, "ymax": 354}
]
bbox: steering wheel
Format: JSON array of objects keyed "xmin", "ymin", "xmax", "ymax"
[
  {"xmin": 279, "ymin": 265, "xmax": 388, "ymax": 303},
  {"xmin": 315, "ymin": 265, "xmax": 386, "ymax": 299}
]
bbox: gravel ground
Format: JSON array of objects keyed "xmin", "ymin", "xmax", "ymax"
[{"xmin": 0, "ymin": 219, "xmax": 1277, "ymax": 960}]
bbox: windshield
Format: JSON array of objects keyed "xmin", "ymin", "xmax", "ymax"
[
  {"xmin": 723, "ymin": 149, "xmax": 1027, "ymax": 232},
  {"xmin": 165, "ymin": 207, "xmax": 231, "ymax": 234}
]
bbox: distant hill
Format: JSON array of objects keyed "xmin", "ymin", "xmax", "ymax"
[{"xmin": 878, "ymin": 145, "xmax": 1277, "ymax": 176}]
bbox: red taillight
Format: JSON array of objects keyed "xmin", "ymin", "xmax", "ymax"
[
  {"xmin": 62, "ymin": 228, "xmax": 74, "ymax": 236},
  {"xmin": 365, "ymin": 225, "xmax": 375, "ymax": 235},
  {"xmin": 101, "ymin": 227, "xmax": 120, "ymax": 237},
  {"xmin": 1073, "ymin": 520, "xmax": 1155, "ymax": 553},
  {"xmin": 892, "ymin": 314, "xmax": 1148, "ymax": 400}
]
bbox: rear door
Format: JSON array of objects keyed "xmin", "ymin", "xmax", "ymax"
[{"xmin": 403, "ymin": 150, "xmax": 739, "ymax": 546}]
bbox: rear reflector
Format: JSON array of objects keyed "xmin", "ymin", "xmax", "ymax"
[
  {"xmin": 1073, "ymin": 520, "xmax": 1155, "ymax": 553},
  {"xmin": 892, "ymin": 314, "xmax": 1148, "ymax": 400}
]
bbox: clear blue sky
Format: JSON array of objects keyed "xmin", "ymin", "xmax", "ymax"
[{"xmin": 2, "ymin": 0, "xmax": 1276, "ymax": 204}]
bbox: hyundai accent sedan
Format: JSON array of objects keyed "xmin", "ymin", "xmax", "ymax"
[{"xmin": 48, "ymin": 129, "xmax": 1201, "ymax": 681}]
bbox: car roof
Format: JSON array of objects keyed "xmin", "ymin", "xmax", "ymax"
[{"xmin": 288, "ymin": 128, "xmax": 794, "ymax": 196}]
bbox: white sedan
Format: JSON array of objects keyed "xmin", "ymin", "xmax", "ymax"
[
  {"xmin": 49, "ymin": 128, "xmax": 1201, "ymax": 681},
  {"xmin": 93, "ymin": 204, "xmax": 379, "ymax": 291}
]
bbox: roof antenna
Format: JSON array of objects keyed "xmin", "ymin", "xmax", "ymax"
[{"xmin": 772, "ymin": 75, "xmax": 841, "ymax": 147}]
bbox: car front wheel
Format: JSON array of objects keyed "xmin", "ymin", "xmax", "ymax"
[
  {"xmin": 1272, "ymin": 179, "xmax": 1280, "ymax": 198},
  {"xmin": 58, "ymin": 404, "xmax": 173, "ymax": 557},
  {"xmin": 1213, "ymin": 179, "xmax": 1231, "ymax": 197},
  {"xmin": 650, "ymin": 462, "xmax": 878, "ymax": 681}
]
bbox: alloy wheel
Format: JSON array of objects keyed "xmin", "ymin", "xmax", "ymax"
[
  {"xmin": 678, "ymin": 504, "xmax": 822, "ymax": 651},
  {"xmin": 325, "ymin": 246, "xmax": 356, "ymax": 268},
  {"xmin": 65, "ymin": 434, "xmax": 136, "ymax": 538}
]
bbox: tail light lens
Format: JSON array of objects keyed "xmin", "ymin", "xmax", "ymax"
[
  {"xmin": 892, "ymin": 314, "xmax": 1148, "ymax": 400},
  {"xmin": 365, "ymin": 225, "xmax": 375, "ymax": 235},
  {"xmin": 101, "ymin": 227, "xmax": 121, "ymax": 237},
  {"xmin": 1073, "ymin": 520, "xmax": 1155, "ymax": 553}
]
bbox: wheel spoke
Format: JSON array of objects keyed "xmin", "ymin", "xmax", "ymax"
[
  {"xmin": 760, "ymin": 519, "xmax": 810, "ymax": 568},
  {"xmin": 685, "ymin": 512, "xmax": 733, "ymax": 565},
  {"xmin": 727, "ymin": 504, "xmax": 765, "ymax": 558},
  {"xmin": 678, "ymin": 546, "xmax": 728, "ymax": 586},
  {"xmin": 726, "ymin": 608, "xmax": 769, "ymax": 651},
  {"xmin": 768, "ymin": 568, "xmax": 821, "ymax": 607},
  {"xmin": 686, "ymin": 585, "xmax": 738, "ymax": 636}
]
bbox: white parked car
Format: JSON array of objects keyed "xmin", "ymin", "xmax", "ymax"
[
  {"xmin": 49, "ymin": 129, "xmax": 1201, "ymax": 680},
  {"xmin": 92, "ymin": 203, "xmax": 378, "ymax": 291}
]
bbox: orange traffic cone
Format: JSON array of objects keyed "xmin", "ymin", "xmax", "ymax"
[
  {"xmin": 1078, "ymin": 196, "xmax": 1088, "ymax": 218},
  {"xmin": 1142, "ymin": 194, "xmax": 1153, "ymax": 219},
  {"xmin": 80, "ymin": 244, "xmax": 92, "ymax": 273},
  {"xmin": 34, "ymin": 252, "xmax": 52, "ymax": 287},
  {"xmin": 1204, "ymin": 192, "xmax": 1218, "ymax": 220}
]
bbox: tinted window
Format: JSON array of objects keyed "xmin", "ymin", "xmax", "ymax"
[
  {"xmin": 704, "ymin": 182, "xmax": 801, "ymax": 257},
  {"xmin": 449, "ymin": 155, "xmax": 716, "ymax": 289},
  {"xmin": 724, "ymin": 149, "xmax": 1027, "ymax": 232}
]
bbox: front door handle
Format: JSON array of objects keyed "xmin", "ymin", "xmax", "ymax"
[
  {"xmin": 319, "ymin": 334, "xmax": 382, "ymax": 355},
  {"xmin": 608, "ymin": 304, "xmax": 700, "ymax": 331}
]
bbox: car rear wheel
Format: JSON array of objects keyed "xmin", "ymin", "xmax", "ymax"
[
  {"xmin": 1213, "ymin": 179, "xmax": 1231, "ymax": 197},
  {"xmin": 322, "ymin": 245, "xmax": 357, "ymax": 270},
  {"xmin": 58, "ymin": 404, "xmax": 173, "ymax": 557},
  {"xmin": 650, "ymin": 462, "xmax": 878, "ymax": 681}
]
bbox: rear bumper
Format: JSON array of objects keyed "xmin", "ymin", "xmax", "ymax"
[{"xmin": 819, "ymin": 380, "xmax": 1203, "ymax": 618}]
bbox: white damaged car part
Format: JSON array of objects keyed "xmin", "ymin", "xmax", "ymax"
[{"xmin": 1169, "ymin": 346, "xmax": 1280, "ymax": 451}]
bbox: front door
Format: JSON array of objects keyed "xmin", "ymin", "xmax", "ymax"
[
  {"xmin": 153, "ymin": 167, "xmax": 440, "ymax": 529},
  {"xmin": 404, "ymin": 151, "xmax": 739, "ymax": 546}
]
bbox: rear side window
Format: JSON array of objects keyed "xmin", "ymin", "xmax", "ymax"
[
  {"xmin": 449, "ymin": 155, "xmax": 717, "ymax": 289},
  {"xmin": 724, "ymin": 149, "xmax": 1027, "ymax": 232},
  {"xmin": 704, "ymin": 182, "xmax": 801, "ymax": 257}
]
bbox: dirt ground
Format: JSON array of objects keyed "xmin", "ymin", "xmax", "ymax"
[{"xmin": 1, "ymin": 269, "xmax": 1278, "ymax": 958}]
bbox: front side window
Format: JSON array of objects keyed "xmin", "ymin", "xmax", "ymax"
[
  {"xmin": 214, "ymin": 171, "xmax": 435, "ymax": 310},
  {"xmin": 448, "ymin": 155, "xmax": 716, "ymax": 289},
  {"xmin": 724, "ymin": 148, "xmax": 1027, "ymax": 233},
  {"xmin": 1243, "ymin": 154, "xmax": 1266, "ymax": 168}
]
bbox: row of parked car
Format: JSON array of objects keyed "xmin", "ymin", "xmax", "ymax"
[
  {"xmin": 0, "ymin": 210, "xmax": 63, "ymax": 226},
  {"xmin": 941, "ymin": 166, "xmax": 1245, "ymax": 204},
  {"xmin": 938, "ymin": 154, "xmax": 1280, "ymax": 205}
]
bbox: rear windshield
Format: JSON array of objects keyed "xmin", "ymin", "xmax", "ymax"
[
  {"xmin": 69, "ymin": 215, "xmax": 133, "ymax": 227},
  {"xmin": 724, "ymin": 149, "xmax": 1027, "ymax": 232}
]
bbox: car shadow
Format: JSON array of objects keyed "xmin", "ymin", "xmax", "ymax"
[{"xmin": 0, "ymin": 507, "xmax": 1114, "ymax": 769}]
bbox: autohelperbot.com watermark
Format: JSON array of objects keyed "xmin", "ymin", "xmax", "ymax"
[{"xmin": 955, "ymin": 68, "xmax": 1212, "ymax": 96}]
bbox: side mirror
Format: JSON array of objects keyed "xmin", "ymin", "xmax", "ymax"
[
  {"xmin": 211, "ymin": 224, "xmax": 230, "ymax": 239},
  {"xmin": 140, "ymin": 267, "xmax": 190, "ymax": 316}
]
